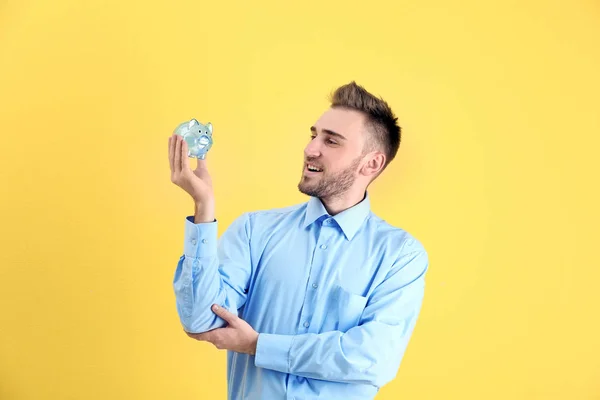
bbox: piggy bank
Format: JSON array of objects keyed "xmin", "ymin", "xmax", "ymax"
[{"xmin": 174, "ymin": 118, "xmax": 213, "ymax": 159}]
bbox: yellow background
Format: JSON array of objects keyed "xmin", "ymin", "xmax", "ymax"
[{"xmin": 1, "ymin": 0, "xmax": 599, "ymax": 399}]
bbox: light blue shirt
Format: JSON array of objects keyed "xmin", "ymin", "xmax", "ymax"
[{"xmin": 173, "ymin": 192, "xmax": 429, "ymax": 400}]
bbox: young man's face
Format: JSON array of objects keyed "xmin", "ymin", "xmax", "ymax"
[{"xmin": 298, "ymin": 107, "xmax": 369, "ymax": 200}]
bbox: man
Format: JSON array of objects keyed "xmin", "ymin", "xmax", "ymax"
[{"xmin": 168, "ymin": 81, "xmax": 429, "ymax": 400}]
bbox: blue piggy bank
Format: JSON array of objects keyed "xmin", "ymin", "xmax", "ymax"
[{"xmin": 174, "ymin": 118, "xmax": 214, "ymax": 159}]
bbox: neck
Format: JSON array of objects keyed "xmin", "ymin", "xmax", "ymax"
[{"xmin": 319, "ymin": 188, "xmax": 367, "ymax": 215}]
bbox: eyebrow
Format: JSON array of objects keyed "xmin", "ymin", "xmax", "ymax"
[{"xmin": 310, "ymin": 126, "xmax": 347, "ymax": 141}]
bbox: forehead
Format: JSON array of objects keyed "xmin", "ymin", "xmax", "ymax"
[{"xmin": 313, "ymin": 107, "xmax": 367, "ymax": 142}]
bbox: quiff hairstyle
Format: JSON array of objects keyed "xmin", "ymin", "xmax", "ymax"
[{"xmin": 329, "ymin": 81, "xmax": 401, "ymax": 171}]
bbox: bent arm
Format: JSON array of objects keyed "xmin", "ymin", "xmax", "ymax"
[
  {"xmin": 254, "ymin": 249, "xmax": 428, "ymax": 388},
  {"xmin": 173, "ymin": 212, "xmax": 253, "ymax": 333}
]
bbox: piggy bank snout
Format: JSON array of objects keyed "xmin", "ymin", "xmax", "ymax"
[{"xmin": 198, "ymin": 135, "xmax": 210, "ymax": 146}]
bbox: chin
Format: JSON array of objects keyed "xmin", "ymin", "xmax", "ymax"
[{"xmin": 297, "ymin": 182, "xmax": 315, "ymax": 196}]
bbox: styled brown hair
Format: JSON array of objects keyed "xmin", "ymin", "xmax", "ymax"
[{"xmin": 329, "ymin": 81, "xmax": 401, "ymax": 170}]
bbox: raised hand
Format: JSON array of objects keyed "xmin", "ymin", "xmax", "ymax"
[{"xmin": 168, "ymin": 134, "xmax": 214, "ymax": 204}]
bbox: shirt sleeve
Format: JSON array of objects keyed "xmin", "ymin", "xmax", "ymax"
[
  {"xmin": 173, "ymin": 212, "xmax": 253, "ymax": 334},
  {"xmin": 254, "ymin": 248, "xmax": 428, "ymax": 388}
]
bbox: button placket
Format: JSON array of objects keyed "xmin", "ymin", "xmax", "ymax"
[
  {"xmin": 299, "ymin": 222, "xmax": 338, "ymax": 332},
  {"xmin": 297, "ymin": 223, "xmax": 325, "ymax": 332}
]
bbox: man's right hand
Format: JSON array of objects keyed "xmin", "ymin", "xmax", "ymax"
[{"xmin": 169, "ymin": 134, "xmax": 215, "ymax": 222}]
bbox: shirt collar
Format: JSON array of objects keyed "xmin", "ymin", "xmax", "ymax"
[{"xmin": 303, "ymin": 192, "xmax": 371, "ymax": 241}]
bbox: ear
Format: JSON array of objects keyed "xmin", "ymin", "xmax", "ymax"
[
  {"xmin": 360, "ymin": 151, "xmax": 386, "ymax": 178},
  {"xmin": 206, "ymin": 122, "xmax": 213, "ymax": 134}
]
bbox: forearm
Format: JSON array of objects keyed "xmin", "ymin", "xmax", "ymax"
[
  {"xmin": 255, "ymin": 277, "xmax": 426, "ymax": 388},
  {"xmin": 173, "ymin": 211, "xmax": 229, "ymax": 333},
  {"xmin": 173, "ymin": 211, "xmax": 253, "ymax": 334},
  {"xmin": 173, "ymin": 252, "xmax": 231, "ymax": 333},
  {"xmin": 255, "ymin": 323, "xmax": 411, "ymax": 387}
]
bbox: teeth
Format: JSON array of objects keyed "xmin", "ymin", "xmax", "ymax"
[{"xmin": 307, "ymin": 164, "xmax": 322, "ymax": 172}]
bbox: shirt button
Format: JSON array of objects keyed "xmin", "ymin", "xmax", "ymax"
[
  {"xmin": 312, "ymin": 283, "xmax": 318, "ymax": 289},
  {"xmin": 202, "ymin": 239, "xmax": 207, "ymax": 244},
  {"xmin": 303, "ymin": 321, "xmax": 310, "ymax": 328},
  {"xmin": 320, "ymin": 244, "xmax": 327, "ymax": 250},
  {"xmin": 191, "ymin": 239, "xmax": 197, "ymax": 245}
]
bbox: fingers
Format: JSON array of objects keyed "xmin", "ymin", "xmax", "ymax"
[
  {"xmin": 168, "ymin": 135, "xmax": 174, "ymax": 172},
  {"xmin": 211, "ymin": 304, "xmax": 238, "ymax": 326},
  {"xmin": 185, "ymin": 329, "xmax": 224, "ymax": 350},
  {"xmin": 174, "ymin": 135, "xmax": 182, "ymax": 173},
  {"xmin": 169, "ymin": 134, "xmax": 192, "ymax": 175},
  {"xmin": 186, "ymin": 330, "xmax": 211, "ymax": 341},
  {"xmin": 181, "ymin": 138, "xmax": 190, "ymax": 170}
]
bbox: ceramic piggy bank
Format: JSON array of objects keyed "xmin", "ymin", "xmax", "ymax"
[{"xmin": 174, "ymin": 118, "xmax": 213, "ymax": 159}]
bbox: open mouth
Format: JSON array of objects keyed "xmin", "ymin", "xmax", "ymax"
[{"xmin": 306, "ymin": 163, "xmax": 323, "ymax": 173}]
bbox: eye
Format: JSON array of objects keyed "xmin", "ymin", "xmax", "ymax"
[{"xmin": 326, "ymin": 139, "xmax": 337, "ymax": 145}]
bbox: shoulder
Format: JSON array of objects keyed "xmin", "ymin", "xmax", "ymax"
[
  {"xmin": 365, "ymin": 214, "xmax": 429, "ymax": 287},
  {"xmin": 366, "ymin": 212, "xmax": 428, "ymax": 262}
]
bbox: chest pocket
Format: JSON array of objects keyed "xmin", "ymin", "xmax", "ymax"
[{"xmin": 323, "ymin": 285, "xmax": 368, "ymax": 333}]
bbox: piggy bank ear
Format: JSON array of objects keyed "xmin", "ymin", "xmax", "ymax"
[{"xmin": 206, "ymin": 122, "xmax": 213, "ymax": 134}]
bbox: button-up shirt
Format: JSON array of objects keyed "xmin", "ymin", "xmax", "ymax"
[{"xmin": 173, "ymin": 193, "xmax": 429, "ymax": 400}]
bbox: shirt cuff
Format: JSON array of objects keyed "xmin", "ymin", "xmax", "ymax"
[
  {"xmin": 254, "ymin": 333, "xmax": 294, "ymax": 373},
  {"xmin": 183, "ymin": 216, "xmax": 218, "ymax": 259}
]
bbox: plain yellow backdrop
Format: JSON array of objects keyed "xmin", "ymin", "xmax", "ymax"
[{"xmin": 1, "ymin": 0, "xmax": 599, "ymax": 399}]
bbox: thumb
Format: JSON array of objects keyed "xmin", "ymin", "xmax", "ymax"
[
  {"xmin": 211, "ymin": 304, "xmax": 237, "ymax": 325},
  {"xmin": 195, "ymin": 157, "xmax": 208, "ymax": 172}
]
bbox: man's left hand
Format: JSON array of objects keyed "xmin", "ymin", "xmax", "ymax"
[{"xmin": 185, "ymin": 304, "xmax": 259, "ymax": 355}]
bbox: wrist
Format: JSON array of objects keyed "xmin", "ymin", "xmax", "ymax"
[
  {"xmin": 194, "ymin": 199, "xmax": 215, "ymax": 223},
  {"xmin": 250, "ymin": 332, "xmax": 259, "ymax": 355}
]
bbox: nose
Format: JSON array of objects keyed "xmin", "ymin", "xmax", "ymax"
[{"xmin": 304, "ymin": 138, "xmax": 321, "ymax": 159}]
